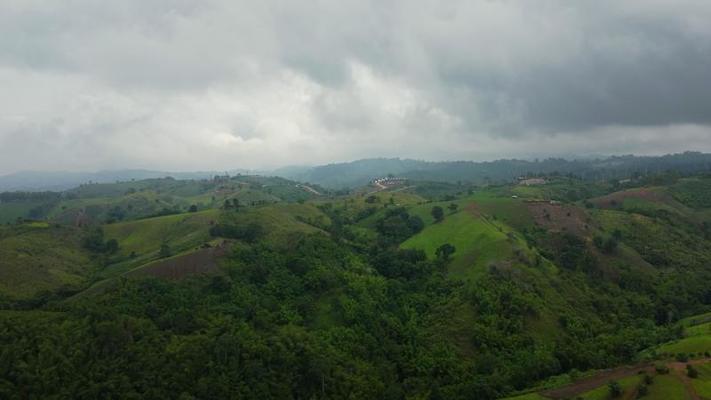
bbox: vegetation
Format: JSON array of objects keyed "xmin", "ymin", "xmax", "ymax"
[{"xmin": 2, "ymin": 167, "xmax": 711, "ymax": 399}]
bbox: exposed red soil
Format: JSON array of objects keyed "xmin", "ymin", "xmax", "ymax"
[
  {"xmin": 526, "ymin": 202, "xmax": 591, "ymax": 236},
  {"xmin": 541, "ymin": 363, "xmax": 653, "ymax": 399},
  {"xmin": 465, "ymin": 202, "xmax": 482, "ymax": 217},
  {"xmin": 541, "ymin": 358, "xmax": 711, "ymax": 400},
  {"xmin": 127, "ymin": 242, "xmax": 230, "ymax": 280},
  {"xmin": 591, "ymin": 188, "xmax": 670, "ymax": 209}
]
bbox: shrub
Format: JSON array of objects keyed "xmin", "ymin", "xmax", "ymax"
[
  {"xmin": 608, "ymin": 380, "xmax": 622, "ymax": 398},
  {"xmin": 654, "ymin": 363, "xmax": 669, "ymax": 374},
  {"xmin": 687, "ymin": 364, "xmax": 699, "ymax": 378},
  {"xmin": 637, "ymin": 383, "xmax": 648, "ymax": 398}
]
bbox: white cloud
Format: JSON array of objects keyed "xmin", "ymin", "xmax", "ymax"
[{"xmin": 1, "ymin": 0, "xmax": 710, "ymax": 174}]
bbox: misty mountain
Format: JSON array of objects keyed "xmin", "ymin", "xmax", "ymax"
[
  {"xmin": 275, "ymin": 152, "xmax": 711, "ymax": 188},
  {"xmin": 0, "ymin": 170, "xmax": 231, "ymax": 192}
]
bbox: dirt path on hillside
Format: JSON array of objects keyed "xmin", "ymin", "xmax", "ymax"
[
  {"xmin": 668, "ymin": 358, "xmax": 711, "ymax": 400},
  {"xmin": 297, "ymin": 184, "xmax": 321, "ymax": 195},
  {"xmin": 541, "ymin": 364, "xmax": 653, "ymax": 399},
  {"xmin": 541, "ymin": 358, "xmax": 711, "ymax": 400}
]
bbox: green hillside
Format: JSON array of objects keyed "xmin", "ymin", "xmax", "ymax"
[
  {"xmin": 401, "ymin": 209, "xmax": 519, "ymax": 279},
  {"xmin": 0, "ymin": 223, "xmax": 93, "ymax": 300},
  {"xmin": 2, "ymin": 171, "xmax": 711, "ymax": 399}
]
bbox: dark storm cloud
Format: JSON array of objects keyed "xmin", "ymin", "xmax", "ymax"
[{"xmin": 1, "ymin": 0, "xmax": 710, "ymax": 174}]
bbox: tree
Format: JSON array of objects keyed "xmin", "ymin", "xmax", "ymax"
[
  {"xmin": 105, "ymin": 239, "xmax": 119, "ymax": 255},
  {"xmin": 188, "ymin": 204, "xmax": 198, "ymax": 212},
  {"xmin": 83, "ymin": 228, "xmax": 106, "ymax": 252},
  {"xmin": 687, "ymin": 364, "xmax": 699, "ymax": 378},
  {"xmin": 159, "ymin": 243, "xmax": 172, "ymax": 258},
  {"xmin": 608, "ymin": 380, "xmax": 622, "ymax": 398},
  {"xmin": 435, "ymin": 243, "xmax": 456, "ymax": 261},
  {"xmin": 637, "ymin": 383, "xmax": 648, "ymax": 397},
  {"xmin": 448, "ymin": 203, "xmax": 458, "ymax": 213},
  {"xmin": 431, "ymin": 206, "xmax": 444, "ymax": 223}
]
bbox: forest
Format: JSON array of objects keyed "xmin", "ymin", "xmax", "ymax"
[{"xmin": 1, "ymin": 168, "xmax": 711, "ymax": 399}]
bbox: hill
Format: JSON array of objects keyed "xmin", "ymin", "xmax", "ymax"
[
  {"xmin": 276, "ymin": 152, "xmax": 711, "ymax": 188},
  {"xmin": 1, "ymin": 169, "xmax": 711, "ymax": 399},
  {"xmin": 0, "ymin": 222, "xmax": 94, "ymax": 301}
]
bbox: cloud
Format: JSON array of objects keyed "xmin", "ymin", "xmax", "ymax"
[{"xmin": 1, "ymin": 0, "xmax": 710, "ymax": 174}]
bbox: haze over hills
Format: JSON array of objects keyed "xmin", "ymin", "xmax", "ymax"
[
  {"xmin": 2, "ymin": 153, "xmax": 711, "ymax": 398},
  {"xmin": 4, "ymin": 152, "xmax": 711, "ymax": 192}
]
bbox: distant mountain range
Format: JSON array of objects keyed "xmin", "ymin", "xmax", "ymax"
[
  {"xmin": 2, "ymin": 152, "xmax": 711, "ymax": 191},
  {"xmin": 0, "ymin": 170, "xmax": 229, "ymax": 192},
  {"xmin": 277, "ymin": 152, "xmax": 711, "ymax": 188}
]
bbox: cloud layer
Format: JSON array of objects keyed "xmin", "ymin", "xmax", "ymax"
[{"xmin": 1, "ymin": 0, "xmax": 711, "ymax": 173}]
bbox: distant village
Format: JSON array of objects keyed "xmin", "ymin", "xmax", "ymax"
[{"xmin": 372, "ymin": 177, "xmax": 407, "ymax": 188}]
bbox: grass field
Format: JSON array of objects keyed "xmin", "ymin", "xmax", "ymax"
[
  {"xmin": 0, "ymin": 201, "xmax": 46, "ymax": 224},
  {"xmin": 691, "ymin": 362, "xmax": 711, "ymax": 399},
  {"xmin": 686, "ymin": 322, "xmax": 711, "ymax": 337},
  {"xmin": 658, "ymin": 336, "xmax": 711, "ymax": 354},
  {"xmin": 223, "ymin": 203, "xmax": 330, "ymax": 244},
  {"xmin": 99, "ymin": 209, "xmax": 220, "ymax": 279},
  {"xmin": 105, "ymin": 209, "xmax": 219, "ymax": 257},
  {"xmin": 681, "ymin": 312, "xmax": 711, "ymax": 327},
  {"xmin": 401, "ymin": 209, "xmax": 516, "ymax": 279},
  {"xmin": 577, "ymin": 374, "xmax": 642, "ymax": 400},
  {"xmin": 645, "ymin": 374, "xmax": 690, "ymax": 400},
  {"xmin": 0, "ymin": 224, "xmax": 93, "ymax": 300}
]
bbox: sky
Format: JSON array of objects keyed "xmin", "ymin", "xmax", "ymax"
[{"xmin": 1, "ymin": 0, "xmax": 711, "ymax": 174}]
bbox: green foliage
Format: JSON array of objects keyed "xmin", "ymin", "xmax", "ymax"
[
  {"xmin": 4, "ymin": 172, "xmax": 711, "ymax": 399},
  {"xmin": 210, "ymin": 222, "xmax": 264, "ymax": 243},
  {"xmin": 431, "ymin": 206, "xmax": 444, "ymax": 223},
  {"xmin": 608, "ymin": 380, "xmax": 622, "ymax": 397},
  {"xmin": 687, "ymin": 364, "xmax": 699, "ymax": 378},
  {"xmin": 435, "ymin": 243, "xmax": 456, "ymax": 261},
  {"xmin": 374, "ymin": 207, "xmax": 424, "ymax": 245},
  {"xmin": 159, "ymin": 243, "xmax": 172, "ymax": 258}
]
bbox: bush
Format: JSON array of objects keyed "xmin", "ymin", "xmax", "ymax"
[
  {"xmin": 209, "ymin": 222, "xmax": 264, "ymax": 243},
  {"xmin": 637, "ymin": 383, "xmax": 648, "ymax": 398},
  {"xmin": 676, "ymin": 352, "xmax": 689, "ymax": 362},
  {"xmin": 608, "ymin": 380, "xmax": 622, "ymax": 398},
  {"xmin": 687, "ymin": 364, "xmax": 699, "ymax": 378},
  {"xmin": 654, "ymin": 363, "xmax": 669, "ymax": 374},
  {"xmin": 431, "ymin": 206, "xmax": 444, "ymax": 223}
]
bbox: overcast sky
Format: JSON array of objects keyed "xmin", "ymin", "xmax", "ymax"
[{"xmin": 1, "ymin": 0, "xmax": 711, "ymax": 174}]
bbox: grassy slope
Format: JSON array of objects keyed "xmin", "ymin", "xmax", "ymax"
[
  {"xmin": 401, "ymin": 191, "xmax": 542, "ymax": 279},
  {"xmin": 646, "ymin": 374, "xmax": 690, "ymax": 400},
  {"xmin": 401, "ymin": 210, "xmax": 513, "ymax": 278},
  {"xmin": 578, "ymin": 374, "xmax": 642, "ymax": 400},
  {"xmin": 653, "ymin": 311, "xmax": 711, "ymax": 355},
  {"xmin": 105, "ymin": 209, "xmax": 218, "ymax": 256},
  {"xmin": 0, "ymin": 224, "xmax": 93, "ymax": 300},
  {"xmin": 692, "ymin": 362, "xmax": 711, "ymax": 399},
  {"xmin": 0, "ymin": 201, "xmax": 47, "ymax": 224},
  {"xmin": 223, "ymin": 203, "xmax": 330, "ymax": 244},
  {"xmin": 658, "ymin": 336, "xmax": 711, "ymax": 354},
  {"xmin": 100, "ymin": 209, "xmax": 219, "ymax": 278}
]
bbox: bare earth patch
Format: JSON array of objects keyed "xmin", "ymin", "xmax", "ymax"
[
  {"xmin": 126, "ymin": 241, "xmax": 230, "ymax": 280},
  {"xmin": 526, "ymin": 201, "xmax": 591, "ymax": 236}
]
